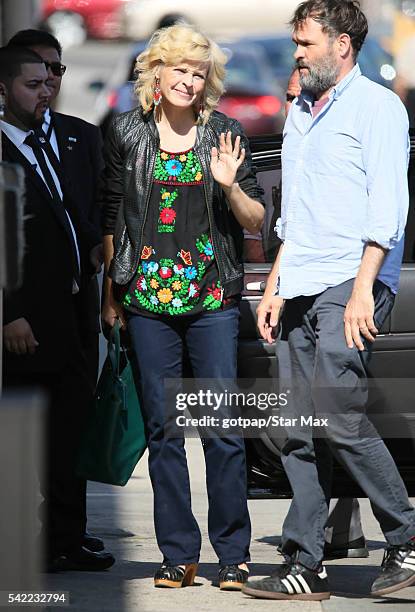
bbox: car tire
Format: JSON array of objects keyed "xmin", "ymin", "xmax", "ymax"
[
  {"xmin": 43, "ymin": 11, "xmax": 87, "ymax": 48},
  {"xmin": 157, "ymin": 14, "xmax": 190, "ymax": 29}
]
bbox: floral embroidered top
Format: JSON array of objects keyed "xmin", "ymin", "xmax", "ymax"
[{"xmin": 123, "ymin": 148, "xmax": 235, "ymax": 317}]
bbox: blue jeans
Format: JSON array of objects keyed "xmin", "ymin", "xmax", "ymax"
[{"xmin": 128, "ymin": 307, "xmax": 251, "ymax": 566}]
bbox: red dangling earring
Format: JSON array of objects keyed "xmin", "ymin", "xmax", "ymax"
[{"xmin": 153, "ymin": 77, "xmax": 162, "ymax": 107}]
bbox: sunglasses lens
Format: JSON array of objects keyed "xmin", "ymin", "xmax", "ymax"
[{"xmin": 45, "ymin": 62, "xmax": 66, "ymax": 76}]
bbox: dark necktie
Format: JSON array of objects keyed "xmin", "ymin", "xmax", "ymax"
[
  {"xmin": 24, "ymin": 132, "xmax": 80, "ymax": 284},
  {"xmin": 24, "ymin": 132, "xmax": 62, "ymax": 201},
  {"xmin": 34, "ymin": 127, "xmax": 64, "ymax": 186},
  {"xmin": 45, "ymin": 119, "xmax": 53, "ymax": 141}
]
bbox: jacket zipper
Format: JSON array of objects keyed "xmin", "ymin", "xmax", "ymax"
[{"xmin": 136, "ymin": 150, "xmax": 157, "ymax": 268}]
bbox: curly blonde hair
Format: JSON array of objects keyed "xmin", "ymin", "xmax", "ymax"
[{"xmin": 133, "ymin": 24, "xmax": 227, "ymax": 125}]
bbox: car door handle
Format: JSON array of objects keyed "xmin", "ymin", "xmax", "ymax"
[{"xmin": 246, "ymin": 281, "xmax": 266, "ymax": 292}]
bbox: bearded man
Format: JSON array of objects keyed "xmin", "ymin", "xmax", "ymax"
[{"xmin": 244, "ymin": 0, "xmax": 415, "ymax": 601}]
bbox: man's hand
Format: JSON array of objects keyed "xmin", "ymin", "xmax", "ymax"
[
  {"xmin": 257, "ymin": 295, "xmax": 285, "ymax": 344},
  {"xmin": 90, "ymin": 243, "xmax": 103, "ymax": 275},
  {"xmin": 3, "ymin": 318, "xmax": 39, "ymax": 355},
  {"xmin": 344, "ymin": 288, "xmax": 378, "ymax": 351}
]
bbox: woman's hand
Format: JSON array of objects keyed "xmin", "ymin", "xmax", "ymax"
[
  {"xmin": 101, "ymin": 294, "xmax": 126, "ymax": 334},
  {"xmin": 210, "ymin": 131, "xmax": 245, "ymax": 188}
]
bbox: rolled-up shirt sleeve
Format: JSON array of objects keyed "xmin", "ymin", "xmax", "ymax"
[
  {"xmin": 274, "ymin": 217, "xmax": 285, "ymax": 241},
  {"xmin": 361, "ymin": 96, "xmax": 409, "ymax": 250}
]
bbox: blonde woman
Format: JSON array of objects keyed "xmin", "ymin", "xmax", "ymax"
[{"xmin": 101, "ymin": 25, "xmax": 264, "ymax": 589}]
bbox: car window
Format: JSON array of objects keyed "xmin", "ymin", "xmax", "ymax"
[
  {"xmin": 361, "ymin": 38, "xmax": 393, "ymax": 68},
  {"xmin": 243, "ymin": 134, "xmax": 415, "ymax": 265},
  {"xmin": 259, "ymin": 38, "xmax": 296, "ymax": 77},
  {"xmin": 128, "ymin": 57, "xmax": 136, "ymax": 82},
  {"xmin": 405, "ymin": 152, "xmax": 415, "ymax": 263},
  {"xmin": 244, "ymin": 36, "xmax": 395, "ymax": 90},
  {"xmin": 243, "ymin": 167, "xmax": 283, "ymax": 264},
  {"xmin": 128, "ymin": 43, "xmax": 147, "ymax": 81},
  {"xmin": 224, "ymin": 49, "xmax": 266, "ymax": 87}
]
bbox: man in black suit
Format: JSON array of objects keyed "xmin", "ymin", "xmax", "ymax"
[
  {"xmin": 0, "ymin": 46, "xmax": 114, "ymax": 571},
  {"xmin": 7, "ymin": 30, "xmax": 107, "ymax": 556},
  {"xmin": 7, "ymin": 29, "xmax": 103, "ymax": 387}
]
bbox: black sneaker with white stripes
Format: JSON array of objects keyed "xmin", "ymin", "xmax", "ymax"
[
  {"xmin": 371, "ymin": 540, "xmax": 415, "ymax": 596},
  {"xmin": 242, "ymin": 561, "xmax": 330, "ymax": 601}
]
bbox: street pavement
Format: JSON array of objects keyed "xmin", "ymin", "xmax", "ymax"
[{"xmin": 43, "ymin": 438, "xmax": 415, "ymax": 612}]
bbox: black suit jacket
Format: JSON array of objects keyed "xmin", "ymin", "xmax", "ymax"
[
  {"xmin": 2, "ymin": 127, "xmax": 101, "ymax": 373},
  {"xmin": 50, "ymin": 112, "xmax": 104, "ymax": 338},
  {"xmin": 51, "ymin": 111, "xmax": 103, "ymax": 235}
]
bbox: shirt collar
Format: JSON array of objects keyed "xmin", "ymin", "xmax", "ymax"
[
  {"xmin": 300, "ymin": 63, "xmax": 362, "ymax": 109},
  {"xmin": 331, "ymin": 63, "xmax": 361, "ymax": 100},
  {"xmin": 43, "ymin": 107, "xmax": 51, "ymax": 130},
  {"xmin": 0, "ymin": 119, "xmax": 31, "ymax": 148}
]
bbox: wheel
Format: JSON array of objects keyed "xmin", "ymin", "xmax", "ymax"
[
  {"xmin": 43, "ymin": 11, "xmax": 87, "ymax": 48},
  {"xmin": 157, "ymin": 14, "xmax": 190, "ymax": 29}
]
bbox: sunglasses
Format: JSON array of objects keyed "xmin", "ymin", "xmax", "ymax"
[{"xmin": 44, "ymin": 61, "xmax": 67, "ymax": 77}]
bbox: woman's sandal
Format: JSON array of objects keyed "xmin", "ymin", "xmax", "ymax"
[
  {"xmin": 219, "ymin": 564, "xmax": 249, "ymax": 590},
  {"xmin": 154, "ymin": 563, "xmax": 198, "ymax": 588}
]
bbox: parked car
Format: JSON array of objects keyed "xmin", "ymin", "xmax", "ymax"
[
  {"xmin": 239, "ymin": 34, "xmax": 397, "ymax": 90},
  {"xmin": 94, "ymin": 41, "xmax": 286, "ymax": 137},
  {"xmin": 120, "ymin": 0, "xmax": 300, "ymax": 41},
  {"xmin": 240, "ymin": 130, "xmax": 415, "ymax": 498},
  {"xmin": 40, "ymin": 0, "xmax": 131, "ymax": 46}
]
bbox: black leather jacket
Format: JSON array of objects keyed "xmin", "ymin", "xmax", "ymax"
[{"xmin": 101, "ymin": 107, "xmax": 265, "ymax": 298}]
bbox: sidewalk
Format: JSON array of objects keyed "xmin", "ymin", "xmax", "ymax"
[{"xmin": 44, "ymin": 439, "xmax": 415, "ymax": 611}]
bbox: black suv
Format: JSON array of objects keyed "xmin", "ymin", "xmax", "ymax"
[{"xmin": 239, "ymin": 130, "xmax": 415, "ymax": 499}]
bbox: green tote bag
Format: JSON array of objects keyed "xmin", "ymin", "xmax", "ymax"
[{"xmin": 77, "ymin": 321, "xmax": 146, "ymax": 486}]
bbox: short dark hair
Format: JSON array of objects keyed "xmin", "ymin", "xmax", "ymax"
[
  {"xmin": 0, "ymin": 45, "xmax": 45, "ymax": 85},
  {"xmin": 7, "ymin": 29, "xmax": 62, "ymax": 58},
  {"xmin": 290, "ymin": 0, "xmax": 368, "ymax": 60}
]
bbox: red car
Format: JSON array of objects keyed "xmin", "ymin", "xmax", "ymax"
[{"xmin": 40, "ymin": 0, "xmax": 129, "ymax": 42}]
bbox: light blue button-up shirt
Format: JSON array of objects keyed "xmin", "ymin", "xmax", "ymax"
[{"xmin": 276, "ymin": 64, "xmax": 409, "ymax": 299}]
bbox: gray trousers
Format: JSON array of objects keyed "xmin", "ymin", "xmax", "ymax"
[
  {"xmin": 325, "ymin": 498, "xmax": 363, "ymax": 545},
  {"xmin": 277, "ymin": 279, "xmax": 415, "ymax": 569}
]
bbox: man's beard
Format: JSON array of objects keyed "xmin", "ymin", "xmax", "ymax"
[
  {"xmin": 297, "ymin": 52, "xmax": 340, "ymax": 96},
  {"xmin": 31, "ymin": 115, "xmax": 44, "ymax": 128},
  {"xmin": 6, "ymin": 93, "xmax": 46, "ymax": 129},
  {"xmin": 26, "ymin": 114, "xmax": 44, "ymax": 128},
  {"xmin": 23, "ymin": 108, "xmax": 45, "ymax": 129}
]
